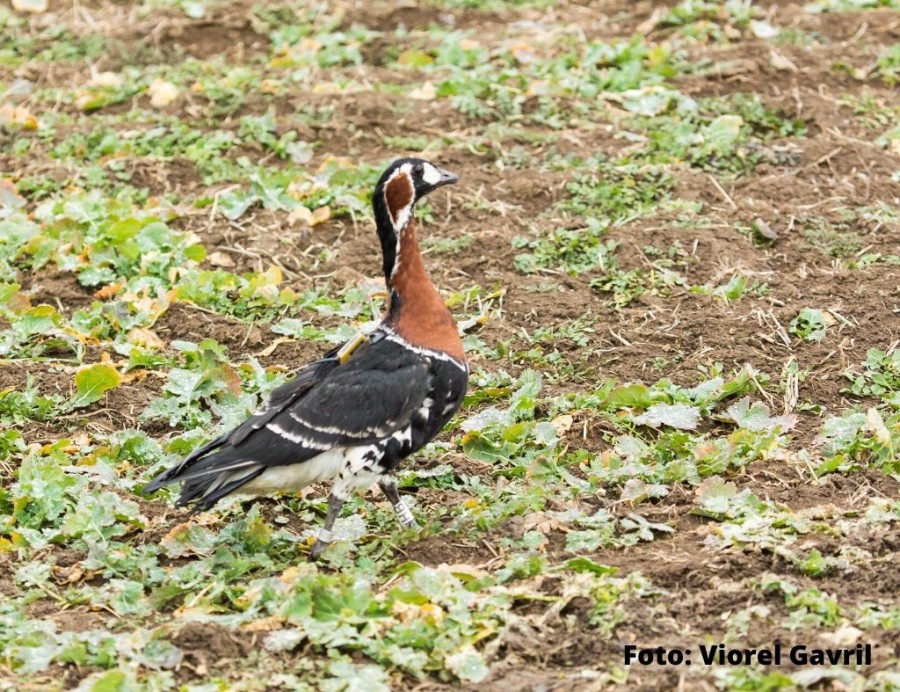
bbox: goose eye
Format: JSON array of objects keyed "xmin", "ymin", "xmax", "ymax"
[{"xmin": 413, "ymin": 163, "xmax": 424, "ymax": 177}]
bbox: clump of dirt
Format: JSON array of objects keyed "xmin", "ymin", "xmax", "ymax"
[
  {"xmin": 172, "ymin": 621, "xmax": 257, "ymax": 676},
  {"xmin": 20, "ymin": 268, "xmax": 98, "ymax": 315}
]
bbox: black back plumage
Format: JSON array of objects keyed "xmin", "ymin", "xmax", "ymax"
[{"xmin": 144, "ymin": 331, "xmax": 467, "ymax": 510}]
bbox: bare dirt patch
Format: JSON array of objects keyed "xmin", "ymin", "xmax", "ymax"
[{"xmin": 3, "ymin": 0, "xmax": 899, "ymax": 689}]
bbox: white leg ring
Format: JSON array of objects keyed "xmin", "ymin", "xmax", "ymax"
[
  {"xmin": 316, "ymin": 528, "xmax": 334, "ymax": 544},
  {"xmin": 394, "ymin": 500, "xmax": 417, "ymax": 528}
]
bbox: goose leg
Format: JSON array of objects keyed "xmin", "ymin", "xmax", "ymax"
[
  {"xmin": 378, "ymin": 476, "xmax": 420, "ymax": 530},
  {"xmin": 310, "ymin": 492, "xmax": 345, "ymax": 561}
]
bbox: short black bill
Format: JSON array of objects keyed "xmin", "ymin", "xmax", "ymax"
[{"xmin": 434, "ymin": 168, "xmax": 459, "ymax": 187}]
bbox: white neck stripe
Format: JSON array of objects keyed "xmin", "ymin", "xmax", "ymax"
[
  {"xmin": 383, "ymin": 167, "xmax": 415, "ymax": 279},
  {"xmin": 384, "ymin": 166, "xmax": 414, "ymax": 234}
]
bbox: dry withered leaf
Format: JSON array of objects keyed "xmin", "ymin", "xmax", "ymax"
[{"xmin": 208, "ymin": 251, "xmax": 236, "ymax": 268}]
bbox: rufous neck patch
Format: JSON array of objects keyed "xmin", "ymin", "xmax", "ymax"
[{"xmin": 384, "ymin": 172, "xmax": 414, "ymax": 228}]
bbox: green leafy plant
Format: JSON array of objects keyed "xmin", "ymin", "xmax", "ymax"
[
  {"xmin": 68, "ymin": 362, "xmax": 123, "ymax": 409},
  {"xmin": 2, "ymin": 1, "xmax": 899, "ymax": 688},
  {"xmin": 844, "ymin": 348, "xmax": 900, "ymax": 403},
  {"xmin": 789, "ymin": 307, "xmax": 828, "ymax": 342}
]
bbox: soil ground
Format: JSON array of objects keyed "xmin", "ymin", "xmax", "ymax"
[{"xmin": 1, "ymin": 0, "xmax": 898, "ymax": 690}]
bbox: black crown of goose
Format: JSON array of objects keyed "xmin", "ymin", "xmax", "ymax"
[
  {"xmin": 144, "ymin": 158, "xmax": 467, "ymax": 560},
  {"xmin": 372, "ymin": 157, "xmax": 459, "ymax": 283}
]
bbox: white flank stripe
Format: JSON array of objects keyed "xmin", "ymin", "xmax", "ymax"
[
  {"xmin": 179, "ymin": 458, "xmax": 259, "ymax": 481},
  {"xmin": 289, "ymin": 412, "xmax": 388, "ymax": 440},
  {"xmin": 267, "ymin": 422, "xmax": 325, "ymax": 448}
]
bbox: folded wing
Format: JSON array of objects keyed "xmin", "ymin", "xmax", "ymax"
[{"xmin": 144, "ymin": 338, "xmax": 430, "ymax": 509}]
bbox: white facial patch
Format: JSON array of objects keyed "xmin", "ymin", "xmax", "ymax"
[{"xmin": 421, "ymin": 162, "xmax": 442, "ymax": 186}]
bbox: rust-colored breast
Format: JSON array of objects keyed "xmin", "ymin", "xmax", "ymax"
[
  {"xmin": 389, "ymin": 220, "xmax": 465, "ymax": 363},
  {"xmin": 393, "ymin": 293, "xmax": 465, "ymax": 362}
]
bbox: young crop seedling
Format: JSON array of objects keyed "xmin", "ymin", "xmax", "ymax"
[{"xmin": 2, "ymin": 0, "xmax": 900, "ymax": 687}]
